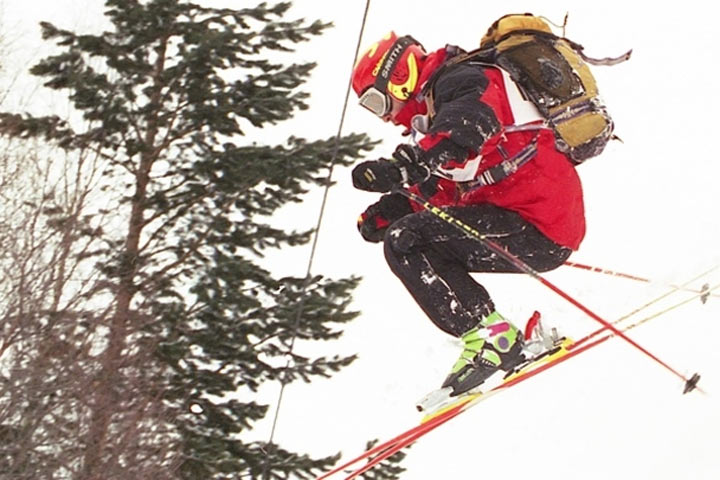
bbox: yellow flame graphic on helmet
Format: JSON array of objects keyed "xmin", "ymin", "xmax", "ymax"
[
  {"xmin": 366, "ymin": 43, "xmax": 379, "ymax": 59},
  {"xmin": 388, "ymin": 52, "xmax": 418, "ymax": 101},
  {"xmin": 361, "ymin": 32, "xmax": 393, "ymax": 69}
]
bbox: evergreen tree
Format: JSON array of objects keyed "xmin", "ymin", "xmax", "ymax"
[
  {"xmin": 360, "ymin": 440, "xmax": 411, "ymax": 480},
  {"xmin": 0, "ymin": 1, "xmax": 383, "ymax": 478}
]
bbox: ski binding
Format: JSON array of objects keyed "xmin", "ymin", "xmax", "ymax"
[{"xmin": 416, "ymin": 312, "xmax": 562, "ymax": 413}]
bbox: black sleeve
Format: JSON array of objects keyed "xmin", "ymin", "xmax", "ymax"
[{"xmin": 422, "ymin": 63, "xmax": 501, "ymax": 169}]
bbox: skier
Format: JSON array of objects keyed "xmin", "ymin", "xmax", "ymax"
[{"xmin": 350, "ymin": 30, "xmax": 587, "ymax": 397}]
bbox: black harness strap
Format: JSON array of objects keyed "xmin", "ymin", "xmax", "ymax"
[{"xmin": 459, "ymin": 137, "xmax": 539, "ymax": 192}]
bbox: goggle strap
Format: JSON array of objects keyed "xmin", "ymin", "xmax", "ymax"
[{"xmin": 373, "ymin": 36, "xmax": 419, "ymax": 93}]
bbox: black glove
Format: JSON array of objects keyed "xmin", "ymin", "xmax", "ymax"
[
  {"xmin": 352, "ymin": 159, "xmax": 403, "ymax": 193},
  {"xmin": 357, "ymin": 193, "xmax": 414, "ymax": 243},
  {"xmin": 391, "ymin": 144, "xmax": 431, "ymax": 185}
]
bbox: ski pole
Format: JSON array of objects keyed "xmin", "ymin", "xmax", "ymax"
[
  {"xmin": 564, "ymin": 261, "xmax": 718, "ymax": 300},
  {"xmin": 394, "ymin": 188, "xmax": 702, "ymax": 394},
  {"xmin": 575, "ymin": 281, "xmax": 720, "ymax": 353},
  {"xmin": 564, "ymin": 261, "xmax": 649, "ymax": 282}
]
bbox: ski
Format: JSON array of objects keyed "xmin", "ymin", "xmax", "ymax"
[
  {"xmin": 418, "ymin": 335, "xmax": 574, "ymax": 421},
  {"xmin": 316, "ymin": 278, "xmax": 717, "ymax": 480},
  {"xmin": 337, "ymin": 333, "xmax": 608, "ymax": 479},
  {"xmin": 315, "ymin": 400, "xmax": 464, "ymax": 480}
]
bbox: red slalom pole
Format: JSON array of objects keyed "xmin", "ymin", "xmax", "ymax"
[
  {"xmin": 396, "ymin": 189, "xmax": 701, "ymax": 393},
  {"xmin": 519, "ymin": 262, "xmax": 698, "ymax": 388}
]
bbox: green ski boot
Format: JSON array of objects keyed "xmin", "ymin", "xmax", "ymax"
[{"xmin": 442, "ymin": 311, "xmax": 525, "ymax": 396}]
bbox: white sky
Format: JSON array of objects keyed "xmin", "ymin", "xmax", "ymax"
[{"xmin": 3, "ymin": 1, "xmax": 720, "ymax": 479}]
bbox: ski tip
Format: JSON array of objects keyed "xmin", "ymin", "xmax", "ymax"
[{"xmin": 682, "ymin": 373, "xmax": 701, "ymax": 394}]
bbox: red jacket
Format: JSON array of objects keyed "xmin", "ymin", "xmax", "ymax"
[{"xmin": 397, "ymin": 48, "xmax": 585, "ymax": 250}]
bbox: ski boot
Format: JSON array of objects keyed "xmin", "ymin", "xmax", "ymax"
[
  {"xmin": 441, "ymin": 311, "xmax": 526, "ymax": 397},
  {"xmin": 416, "ymin": 311, "xmax": 563, "ymax": 413}
]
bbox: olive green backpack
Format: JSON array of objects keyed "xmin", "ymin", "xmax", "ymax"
[{"xmin": 437, "ymin": 14, "xmax": 631, "ymax": 165}]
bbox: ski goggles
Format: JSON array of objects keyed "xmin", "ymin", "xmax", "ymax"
[{"xmin": 358, "ymin": 86, "xmax": 392, "ymax": 117}]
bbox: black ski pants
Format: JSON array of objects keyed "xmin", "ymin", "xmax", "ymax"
[{"xmin": 383, "ymin": 204, "xmax": 571, "ymax": 337}]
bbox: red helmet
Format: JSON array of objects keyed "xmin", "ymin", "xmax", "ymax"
[{"xmin": 351, "ymin": 32, "xmax": 425, "ymax": 117}]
